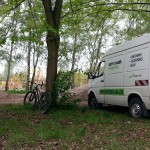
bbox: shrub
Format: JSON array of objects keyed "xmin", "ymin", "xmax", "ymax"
[{"xmin": 52, "ymin": 71, "xmax": 73, "ymax": 106}]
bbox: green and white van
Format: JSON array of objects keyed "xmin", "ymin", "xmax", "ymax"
[{"xmin": 88, "ymin": 33, "xmax": 150, "ymax": 118}]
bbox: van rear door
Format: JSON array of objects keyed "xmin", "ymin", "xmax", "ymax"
[{"xmin": 124, "ymin": 46, "xmax": 149, "ymax": 107}]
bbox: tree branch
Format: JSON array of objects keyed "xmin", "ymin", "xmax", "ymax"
[
  {"xmin": 54, "ymin": 0, "xmax": 63, "ymax": 29},
  {"xmin": 0, "ymin": 0, "xmax": 25, "ymax": 17},
  {"xmin": 63, "ymin": 2, "xmax": 150, "ymax": 18},
  {"xmin": 9, "ymin": 0, "xmax": 26, "ymax": 11},
  {"xmin": 75, "ymin": 2, "xmax": 150, "ymax": 8},
  {"xmin": 41, "ymin": 0, "xmax": 54, "ymax": 26}
]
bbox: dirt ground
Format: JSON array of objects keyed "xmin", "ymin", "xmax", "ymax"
[
  {"xmin": 0, "ymin": 84, "xmax": 89, "ymax": 106},
  {"xmin": 0, "ymin": 91, "xmax": 25, "ymax": 105}
]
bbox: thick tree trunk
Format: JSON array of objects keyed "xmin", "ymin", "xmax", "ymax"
[
  {"xmin": 5, "ymin": 43, "xmax": 13, "ymax": 91},
  {"xmin": 46, "ymin": 32, "xmax": 59, "ymax": 91},
  {"xmin": 42, "ymin": 0, "xmax": 63, "ymax": 92}
]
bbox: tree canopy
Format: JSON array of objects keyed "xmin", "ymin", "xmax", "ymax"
[{"xmin": 0, "ymin": 0, "xmax": 150, "ymax": 91}]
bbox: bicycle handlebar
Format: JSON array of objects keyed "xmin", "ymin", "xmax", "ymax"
[{"xmin": 29, "ymin": 81, "xmax": 44, "ymax": 87}]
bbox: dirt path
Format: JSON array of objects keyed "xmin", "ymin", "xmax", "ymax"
[
  {"xmin": 0, "ymin": 91, "xmax": 24, "ymax": 105},
  {"xmin": 0, "ymin": 84, "xmax": 89, "ymax": 106}
]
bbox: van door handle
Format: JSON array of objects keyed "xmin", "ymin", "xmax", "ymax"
[{"xmin": 100, "ymin": 80, "xmax": 104, "ymax": 82}]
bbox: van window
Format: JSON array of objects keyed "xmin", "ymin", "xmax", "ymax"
[
  {"xmin": 99, "ymin": 61, "xmax": 105, "ymax": 76},
  {"xmin": 107, "ymin": 54, "xmax": 124, "ymax": 74},
  {"xmin": 95, "ymin": 61, "xmax": 105, "ymax": 77},
  {"xmin": 105, "ymin": 54, "xmax": 124, "ymax": 87}
]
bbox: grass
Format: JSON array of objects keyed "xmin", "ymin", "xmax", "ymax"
[
  {"xmin": 6, "ymin": 90, "xmax": 28, "ymax": 94},
  {"xmin": 1, "ymin": 104, "xmax": 150, "ymax": 149}
]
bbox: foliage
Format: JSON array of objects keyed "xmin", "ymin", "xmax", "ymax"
[
  {"xmin": 52, "ymin": 71, "xmax": 73, "ymax": 105},
  {"xmin": 73, "ymin": 72, "xmax": 88, "ymax": 87},
  {"xmin": 0, "ymin": 0, "xmax": 150, "ymax": 91}
]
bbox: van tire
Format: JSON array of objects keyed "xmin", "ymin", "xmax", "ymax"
[
  {"xmin": 129, "ymin": 97, "xmax": 144, "ymax": 118},
  {"xmin": 88, "ymin": 94, "xmax": 101, "ymax": 109}
]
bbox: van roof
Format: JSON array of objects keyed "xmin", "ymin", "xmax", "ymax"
[{"xmin": 103, "ymin": 33, "xmax": 150, "ymax": 57}]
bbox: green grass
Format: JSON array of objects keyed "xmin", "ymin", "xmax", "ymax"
[
  {"xmin": 1, "ymin": 104, "xmax": 150, "ymax": 149},
  {"xmin": 7, "ymin": 90, "xmax": 28, "ymax": 94}
]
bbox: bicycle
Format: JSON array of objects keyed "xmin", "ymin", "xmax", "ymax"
[{"xmin": 24, "ymin": 81, "xmax": 51, "ymax": 114}]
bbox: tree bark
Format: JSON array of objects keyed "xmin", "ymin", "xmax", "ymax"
[
  {"xmin": 42, "ymin": 0, "xmax": 63, "ymax": 92},
  {"xmin": 46, "ymin": 33, "xmax": 59, "ymax": 92}
]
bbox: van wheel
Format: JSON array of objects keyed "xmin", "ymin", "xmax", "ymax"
[
  {"xmin": 129, "ymin": 97, "xmax": 144, "ymax": 118},
  {"xmin": 88, "ymin": 94, "xmax": 101, "ymax": 109}
]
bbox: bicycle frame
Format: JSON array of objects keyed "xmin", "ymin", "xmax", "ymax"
[
  {"xmin": 30, "ymin": 82, "xmax": 44, "ymax": 104},
  {"xmin": 24, "ymin": 81, "xmax": 51, "ymax": 114}
]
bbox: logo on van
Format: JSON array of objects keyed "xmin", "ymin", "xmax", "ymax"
[
  {"xmin": 100, "ymin": 89, "xmax": 124, "ymax": 95},
  {"xmin": 108, "ymin": 60, "xmax": 122, "ymax": 70},
  {"xmin": 108, "ymin": 60, "xmax": 122, "ymax": 66}
]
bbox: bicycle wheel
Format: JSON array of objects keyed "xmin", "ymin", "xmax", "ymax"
[
  {"xmin": 24, "ymin": 91, "xmax": 36, "ymax": 106},
  {"xmin": 39, "ymin": 92, "xmax": 51, "ymax": 114}
]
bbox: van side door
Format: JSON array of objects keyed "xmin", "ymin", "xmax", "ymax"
[{"xmin": 104, "ymin": 52, "xmax": 125, "ymax": 106}]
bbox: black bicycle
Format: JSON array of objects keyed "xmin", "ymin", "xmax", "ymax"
[{"xmin": 24, "ymin": 81, "xmax": 51, "ymax": 114}]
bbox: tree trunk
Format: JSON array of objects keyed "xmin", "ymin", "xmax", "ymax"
[
  {"xmin": 89, "ymin": 56, "xmax": 94, "ymax": 72},
  {"xmin": 5, "ymin": 42, "xmax": 13, "ymax": 91},
  {"xmin": 93, "ymin": 36, "xmax": 102, "ymax": 71},
  {"xmin": 46, "ymin": 32, "xmax": 59, "ymax": 91},
  {"xmin": 70, "ymin": 32, "xmax": 77, "ymax": 88},
  {"xmin": 30, "ymin": 64, "xmax": 36, "ymax": 90},
  {"xmin": 30, "ymin": 46, "xmax": 39, "ymax": 90},
  {"xmin": 42, "ymin": 0, "xmax": 63, "ymax": 92},
  {"xmin": 26, "ymin": 30, "xmax": 31, "ymax": 90},
  {"xmin": 93, "ymin": 22, "xmax": 105, "ymax": 71}
]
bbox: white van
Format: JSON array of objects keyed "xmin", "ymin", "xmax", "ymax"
[{"xmin": 88, "ymin": 33, "xmax": 150, "ymax": 118}]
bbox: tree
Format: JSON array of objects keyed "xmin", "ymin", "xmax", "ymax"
[
  {"xmin": 41, "ymin": 0, "xmax": 63, "ymax": 92},
  {"xmin": 0, "ymin": 6, "xmax": 22, "ymax": 91},
  {"xmin": 20, "ymin": 1, "xmax": 46, "ymax": 90},
  {"xmin": 30, "ymin": 43, "xmax": 46, "ymax": 89},
  {"xmin": 1, "ymin": 0, "xmax": 150, "ymax": 93}
]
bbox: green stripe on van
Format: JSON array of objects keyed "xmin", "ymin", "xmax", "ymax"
[{"xmin": 100, "ymin": 89, "xmax": 124, "ymax": 95}]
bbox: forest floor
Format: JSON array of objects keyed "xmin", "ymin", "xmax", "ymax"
[
  {"xmin": 1, "ymin": 101, "xmax": 150, "ymax": 149},
  {"xmin": 1, "ymin": 84, "xmax": 150, "ymax": 149},
  {"xmin": 0, "ymin": 84, "xmax": 89, "ymax": 106}
]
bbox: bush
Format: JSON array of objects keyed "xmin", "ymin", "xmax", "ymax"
[{"xmin": 52, "ymin": 71, "xmax": 73, "ymax": 106}]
